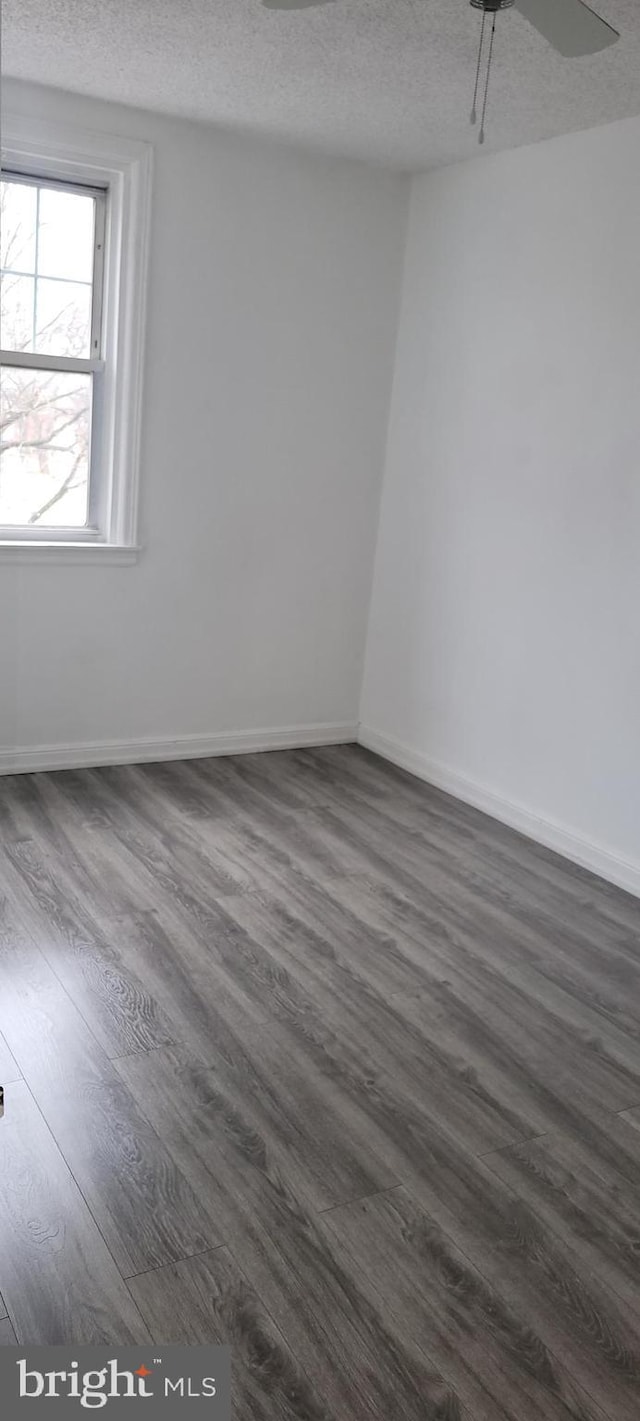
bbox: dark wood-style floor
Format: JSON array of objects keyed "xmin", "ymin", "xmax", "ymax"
[{"xmin": 0, "ymin": 745, "xmax": 639, "ymax": 1418}]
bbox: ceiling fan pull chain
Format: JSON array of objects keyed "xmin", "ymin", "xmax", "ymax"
[
  {"xmin": 479, "ymin": 11, "xmax": 497, "ymax": 144},
  {"xmin": 470, "ymin": 10, "xmax": 487, "ymax": 125}
]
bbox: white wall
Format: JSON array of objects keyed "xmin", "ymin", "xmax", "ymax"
[
  {"xmin": 361, "ymin": 116, "xmax": 640, "ymax": 892},
  {"xmin": 1, "ymin": 79, "xmax": 408, "ymax": 768}
]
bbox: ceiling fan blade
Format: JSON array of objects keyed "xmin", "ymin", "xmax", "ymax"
[
  {"xmin": 262, "ymin": 0, "xmax": 334, "ymax": 9},
  {"xmin": 516, "ymin": 0, "xmax": 619, "ymax": 57}
]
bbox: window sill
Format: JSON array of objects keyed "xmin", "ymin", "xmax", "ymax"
[{"xmin": 0, "ymin": 542, "xmax": 140, "ymax": 566}]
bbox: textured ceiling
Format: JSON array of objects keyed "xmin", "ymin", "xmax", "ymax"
[{"xmin": 2, "ymin": 0, "xmax": 640, "ymax": 169}]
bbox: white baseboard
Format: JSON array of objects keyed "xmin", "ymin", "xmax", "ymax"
[
  {"xmin": 0, "ymin": 722, "xmax": 358, "ymax": 777},
  {"xmin": 358, "ymin": 724, "xmax": 640, "ymax": 899}
]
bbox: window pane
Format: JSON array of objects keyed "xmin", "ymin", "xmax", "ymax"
[
  {"xmin": 1, "ymin": 272, "xmax": 35, "ymax": 352},
  {"xmin": 35, "ymin": 277, "xmax": 92, "ymax": 357},
  {"xmin": 0, "ymin": 366, "xmax": 91, "ymax": 528},
  {"xmin": 0, "ymin": 181, "xmax": 37, "ymax": 273},
  {"xmin": 37, "ymin": 187, "xmax": 95, "ymax": 282}
]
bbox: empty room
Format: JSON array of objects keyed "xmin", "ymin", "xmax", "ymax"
[{"xmin": 0, "ymin": 0, "xmax": 639, "ymax": 1416}]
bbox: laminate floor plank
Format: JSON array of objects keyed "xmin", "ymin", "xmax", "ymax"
[
  {"xmin": 71, "ymin": 764, "xmax": 257, "ymax": 910},
  {"xmin": 620, "ymin": 1105, "xmax": 640, "ymax": 1136},
  {"xmin": 224, "ymin": 883, "xmax": 638, "ymax": 1150},
  {"xmin": 330, "ymin": 768, "xmax": 639, "ymax": 963},
  {"xmin": 322, "ymin": 1185, "xmax": 609, "ymax": 1421},
  {"xmin": 204, "ymin": 743, "xmax": 413, "ymax": 824},
  {"xmin": 129, "ymin": 1246, "xmax": 336, "ymax": 1421},
  {"xmin": 320, "ymin": 796, "xmax": 640, "ymax": 1001},
  {"xmin": 0, "ymin": 865, "xmax": 115, "ymax": 1096},
  {"xmin": 3, "ymin": 833, "xmax": 176, "ymax": 1060},
  {"xmin": 241, "ymin": 999, "xmax": 640, "ymax": 1420},
  {"xmin": 221, "ymin": 893, "xmax": 533, "ymax": 1154},
  {"xmin": 115, "ymin": 1045, "xmax": 466, "ymax": 1421},
  {"xmin": 117, "ymin": 1031, "xmax": 640, "ymax": 1421},
  {"xmin": 127, "ymin": 781, "xmax": 320, "ymax": 903},
  {"xmin": 38, "ymin": 780, "xmax": 281, "ymax": 1034},
  {"xmin": 97, "ymin": 759, "xmax": 351, "ymax": 896},
  {"xmin": 90, "ymin": 763, "xmax": 256, "ymax": 899},
  {"xmin": 0, "ymin": 1316, "xmax": 17, "ymax": 1345},
  {"xmin": 179, "ymin": 758, "xmax": 369, "ymax": 886},
  {"xmin": 400, "ymin": 983, "xmax": 640, "ymax": 1152},
  {"xmin": 483, "ymin": 1114, "xmax": 640, "ymax": 1318},
  {"xmin": 167, "ymin": 1016, "xmax": 399, "ymax": 1211},
  {"xmin": 105, "ymin": 908, "xmax": 274, "ymax": 1064},
  {"xmin": 33, "ymin": 1070, "xmax": 223, "ymax": 1279},
  {"xmin": 369, "ymin": 759, "xmax": 640, "ymax": 941},
  {"xmin": 333, "ymin": 746, "xmax": 636, "ymax": 930},
  {"xmin": 323, "ymin": 873, "xmax": 640, "ymax": 1108},
  {"xmin": 14, "ymin": 785, "xmax": 274, "ymax": 1042},
  {"xmin": 0, "ymin": 1082, "xmax": 150, "ymax": 1344},
  {"xmin": 0, "ymin": 868, "xmax": 224, "ymax": 1279},
  {"xmin": 224, "ymin": 875, "xmax": 640, "ymax": 1183},
  {"xmin": 0, "ymin": 744, "xmax": 639, "ymax": 1419}
]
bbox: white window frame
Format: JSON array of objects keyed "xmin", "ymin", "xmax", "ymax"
[{"xmin": 1, "ymin": 116, "xmax": 153, "ymax": 564}]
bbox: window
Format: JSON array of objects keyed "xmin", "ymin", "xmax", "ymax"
[
  {"xmin": 0, "ymin": 116, "xmax": 152, "ymax": 561},
  {"xmin": 1, "ymin": 174, "xmax": 106, "ymax": 534}
]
